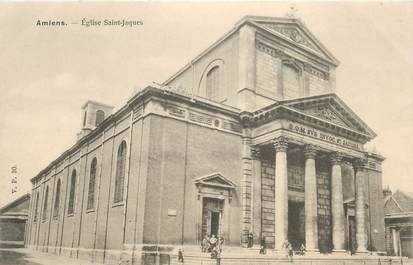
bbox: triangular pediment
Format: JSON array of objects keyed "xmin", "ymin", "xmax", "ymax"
[
  {"xmin": 245, "ymin": 16, "xmax": 339, "ymax": 66},
  {"xmin": 292, "ymin": 102, "xmax": 354, "ymax": 129},
  {"xmin": 261, "ymin": 24, "xmax": 322, "ymax": 53},
  {"xmin": 194, "ymin": 172, "xmax": 236, "ymax": 189},
  {"xmin": 281, "ymin": 94, "xmax": 376, "ymax": 138}
]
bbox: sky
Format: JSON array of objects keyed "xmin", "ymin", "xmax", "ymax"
[{"xmin": 0, "ymin": 2, "xmax": 412, "ymax": 207}]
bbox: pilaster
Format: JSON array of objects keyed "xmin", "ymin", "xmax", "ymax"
[
  {"xmin": 238, "ymin": 24, "xmax": 256, "ymax": 111},
  {"xmin": 241, "ymin": 133, "xmax": 253, "ymax": 246},
  {"xmin": 251, "ymin": 146, "xmax": 262, "ymax": 246}
]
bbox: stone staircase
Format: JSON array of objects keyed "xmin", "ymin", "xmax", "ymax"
[{"xmin": 166, "ymin": 247, "xmax": 407, "ymax": 265}]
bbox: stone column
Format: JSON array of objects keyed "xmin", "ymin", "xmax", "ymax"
[
  {"xmin": 392, "ymin": 228, "xmax": 398, "ymax": 256},
  {"xmin": 241, "ymin": 135, "xmax": 253, "ymax": 246},
  {"xmin": 304, "ymin": 144, "xmax": 319, "ymax": 252},
  {"xmin": 251, "ymin": 146, "xmax": 262, "ymax": 246},
  {"xmin": 330, "ymin": 152, "xmax": 346, "ymax": 253},
  {"xmin": 273, "ymin": 136, "xmax": 289, "ymax": 252},
  {"xmin": 354, "ymin": 159, "xmax": 368, "ymax": 253}
]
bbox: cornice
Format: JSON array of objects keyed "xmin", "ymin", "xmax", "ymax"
[
  {"xmin": 249, "ymin": 105, "xmax": 371, "ymax": 144},
  {"xmin": 30, "ymin": 86, "xmax": 242, "ymax": 184}
]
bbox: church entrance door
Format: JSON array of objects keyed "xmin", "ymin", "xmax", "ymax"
[
  {"xmin": 202, "ymin": 198, "xmax": 223, "ymax": 238},
  {"xmin": 288, "ymin": 201, "xmax": 305, "ymax": 250}
]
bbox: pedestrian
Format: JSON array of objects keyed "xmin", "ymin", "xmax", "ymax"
[
  {"xmin": 209, "ymin": 234, "xmax": 218, "ymax": 258},
  {"xmin": 209, "ymin": 234, "xmax": 217, "ymax": 249},
  {"xmin": 201, "ymin": 235, "xmax": 209, "ymax": 252},
  {"xmin": 259, "ymin": 236, "xmax": 266, "ymax": 254},
  {"xmin": 247, "ymin": 231, "xmax": 254, "ymax": 248},
  {"xmin": 218, "ymin": 236, "xmax": 224, "ymax": 253},
  {"xmin": 299, "ymin": 243, "xmax": 306, "ymax": 256},
  {"xmin": 282, "ymin": 239, "xmax": 293, "ymax": 261},
  {"xmin": 178, "ymin": 248, "xmax": 184, "ymax": 263}
]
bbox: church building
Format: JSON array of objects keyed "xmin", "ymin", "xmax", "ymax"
[{"xmin": 26, "ymin": 16, "xmax": 387, "ymax": 264}]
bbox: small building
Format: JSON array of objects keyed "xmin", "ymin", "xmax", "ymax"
[
  {"xmin": 0, "ymin": 193, "xmax": 30, "ymax": 248},
  {"xmin": 384, "ymin": 189, "xmax": 413, "ymax": 258}
]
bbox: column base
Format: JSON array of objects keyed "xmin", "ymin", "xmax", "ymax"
[
  {"xmin": 331, "ymin": 249, "xmax": 348, "ymax": 255},
  {"xmin": 355, "ymin": 248, "xmax": 368, "ymax": 255},
  {"xmin": 302, "ymin": 249, "xmax": 321, "ymax": 257}
]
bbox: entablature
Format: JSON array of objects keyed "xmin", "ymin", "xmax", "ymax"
[{"xmin": 243, "ymin": 93, "xmax": 376, "ymax": 145}]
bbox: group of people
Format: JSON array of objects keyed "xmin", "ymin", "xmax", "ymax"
[
  {"xmin": 282, "ymin": 240, "xmax": 307, "ymax": 260},
  {"xmin": 201, "ymin": 234, "xmax": 224, "ymax": 259}
]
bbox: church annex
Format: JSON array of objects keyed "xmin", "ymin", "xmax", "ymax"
[{"xmin": 26, "ymin": 16, "xmax": 387, "ymax": 264}]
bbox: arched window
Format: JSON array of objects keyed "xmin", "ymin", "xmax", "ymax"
[
  {"xmin": 42, "ymin": 186, "xmax": 49, "ymax": 221},
  {"xmin": 33, "ymin": 191, "xmax": 39, "ymax": 222},
  {"xmin": 282, "ymin": 63, "xmax": 301, "ymax": 99},
  {"xmin": 114, "ymin": 141, "xmax": 127, "ymax": 203},
  {"xmin": 87, "ymin": 158, "xmax": 97, "ymax": 210},
  {"xmin": 68, "ymin": 170, "xmax": 77, "ymax": 215},
  {"xmin": 95, "ymin": 110, "xmax": 105, "ymax": 127},
  {"xmin": 206, "ymin": 66, "xmax": 220, "ymax": 101},
  {"xmin": 53, "ymin": 179, "xmax": 61, "ymax": 218}
]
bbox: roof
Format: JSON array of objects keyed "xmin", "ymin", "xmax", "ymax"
[
  {"xmin": 384, "ymin": 190, "xmax": 413, "ymax": 215},
  {"xmin": 30, "ymin": 86, "xmax": 241, "ymax": 183},
  {"xmin": 164, "ymin": 15, "xmax": 339, "ymax": 86},
  {"xmin": 81, "ymin": 100, "xmax": 114, "ymax": 109},
  {"xmin": 0, "ymin": 193, "xmax": 30, "ymax": 217}
]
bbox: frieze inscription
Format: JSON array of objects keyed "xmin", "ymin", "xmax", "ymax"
[
  {"xmin": 222, "ymin": 121, "xmax": 242, "ymax": 133},
  {"xmin": 188, "ymin": 112, "xmax": 213, "ymax": 126},
  {"xmin": 133, "ymin": 106, "xmax": 143, "ymax": 120},
  {"xmin": 287, "ymin": 122, "xmax": 360, "ymax": 150},
  {"xmin": 168, "ymin": 106, "xmax": 186, "ymax": 118}
]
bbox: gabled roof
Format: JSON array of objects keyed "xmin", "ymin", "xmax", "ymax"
[
  {"xmin": 385, "ymin": 190, "xmax": 413, "ymax": 214},
  {"xmin": 244, "ymin": 16, "xmax": 339, "ymax": 66},
  {"xmin": 252, "ymin": 93, "xmax": 377, "ymax": 142},
  {"xmin": 0, "ymin": 193, "xmax": 30, "ymax": 216},
  {"xmin": 164, "ymin": 15, "xmax": 338, "ymax": 86},
  {"xmin": 194, "ymin": 172, "xmax": 237, "ymax": 189}
]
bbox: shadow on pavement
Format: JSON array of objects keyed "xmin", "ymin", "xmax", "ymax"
[{"xmin": 0, "ymin": 249, "xmax": 42, "ymax": 265}]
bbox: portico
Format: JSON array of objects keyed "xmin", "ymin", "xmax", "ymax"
[{"xmin": 240, "ymin": 93, "xmax": 379, "ymax": 255}]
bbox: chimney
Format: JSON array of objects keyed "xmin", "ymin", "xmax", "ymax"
[
  {"xmin": 383, "ymin": 186, "xmax": 392, "ymax": 199},
  {"xmin": 77, "ymin": 100, "xmax": 114, "ymax": 140}
]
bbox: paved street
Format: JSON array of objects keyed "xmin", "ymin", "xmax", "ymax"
[
  {"xmin": 0, "ymin": 248, "xmax": 101, "ymax": 265},
  {"xmin": 2, "ymin": 248, "xmax": 413, "ymax": 265}
]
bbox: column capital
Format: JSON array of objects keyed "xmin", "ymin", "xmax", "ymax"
[
  {"xmin": 242, "ymin": 136, "xmax": 252, "ymax": 145},
  {"xmin": 353, "ymin": 158, "xmax": 368, "ymax": 171},
  {"xmin": 330, "ymin": 152, "xmax": 344, "ymax": 165},
  {"xmin": 303, "ymin": 144, "xmax": 318, "ymax": 159},
  {"xmin": 272, "ymin": 136, "xmax": 288, "ymax": 152},
  {"xmin": 251, "ymin": 146, "xmax": 261, "ymax": 160}
]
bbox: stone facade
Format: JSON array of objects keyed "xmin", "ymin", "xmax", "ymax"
[{"xmin": 25, "ymin": 15, "xmax": 387, "ymax": 265}]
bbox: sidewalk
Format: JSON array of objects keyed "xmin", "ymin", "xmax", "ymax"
[{"xmin": 0, "ymin": 248, "xmax": 103, "ymax": 265}]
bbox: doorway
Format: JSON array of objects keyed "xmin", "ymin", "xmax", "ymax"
[
  {"xmin": 202, "ymin": 198, "xmax": 223, "ymax": 238},
  {"xmin": 288, "ymin": 201, "xmax": 305, "ymax": 250}
]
